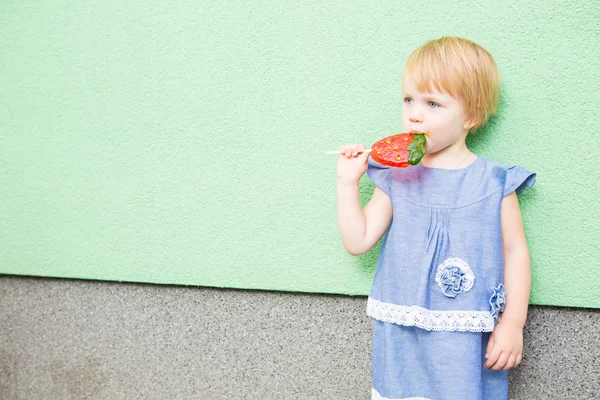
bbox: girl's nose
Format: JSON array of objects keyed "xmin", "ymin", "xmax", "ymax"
[{"xmin": 410, "ymin": 114, "xmax": 423, "ymax": 123}]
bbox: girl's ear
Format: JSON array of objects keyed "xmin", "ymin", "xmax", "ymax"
[{"xmin": 463, "ymin": 117, "xmax": 477, "ymax": 131}]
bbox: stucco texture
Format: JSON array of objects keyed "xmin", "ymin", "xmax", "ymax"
[{"xmin": 1, "ymin": 1, "xmax": 598, "ymax": 307}]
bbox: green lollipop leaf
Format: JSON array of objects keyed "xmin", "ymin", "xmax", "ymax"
[{"xmin": 407, "ymin": 133, "xmax": 427, "ymax": 165}]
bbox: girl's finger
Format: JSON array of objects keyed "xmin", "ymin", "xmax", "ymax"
[
  {"xmin": 484, "ymin": 346, "xmax": 500, "ymax": 368},
  {"xmin": 485, "ymin": 335, "xmax": 495, "ymax": 357},
  {"xmin": 491, "ymin": 351, "xmax": 508, "ymax": 370},
  {"xmin": 504, "ymin": 353, "xmax": 517, "ymax": 370}
]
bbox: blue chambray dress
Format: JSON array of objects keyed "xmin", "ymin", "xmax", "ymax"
[{"xmin": 365, "ymin": 154, "xmax": 536, "ymax": 400}]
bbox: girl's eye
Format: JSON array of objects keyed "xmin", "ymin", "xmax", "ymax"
[{"xmin": 403, "ymin": 97, "xmax": 439, "ymax": 108}]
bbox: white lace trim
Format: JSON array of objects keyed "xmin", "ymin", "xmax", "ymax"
[
  {"xmin": 366, "ymin": 297, "xmax": 495, "ymax": 332},
  {"xmin": 372, "ymin": 387, "xmax": 432, "ymax": 400}
]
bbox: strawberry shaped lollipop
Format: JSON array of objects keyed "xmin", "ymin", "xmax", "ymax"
[
  {"xmin": 371, "ymin": 132, "xmax": 428, "ymax": 168},
  {"xmin": 327, "ymin": 131, "xmax": 429, "ymax": 167}
]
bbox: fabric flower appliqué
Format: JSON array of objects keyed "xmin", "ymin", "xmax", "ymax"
[
  {"xmin": 489, "ymin": 283, "xmax": 506, "ymax": 319},
  {"xmin": 435, "ymin": 257, "xmax": 475, "ymax": 298}
]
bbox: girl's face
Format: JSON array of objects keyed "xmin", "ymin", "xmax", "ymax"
[{"xmin": 401, "ymin": 76, "xmax": 473, "ymax": 154}]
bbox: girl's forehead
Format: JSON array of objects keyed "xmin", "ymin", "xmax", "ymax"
[
  {"xmin": 403, "ymin": 84, "xmax": 450, "ymax": 99},
  {"xmin": 402, "ymin": 76, "xmax": 447, "ymax": 95}
]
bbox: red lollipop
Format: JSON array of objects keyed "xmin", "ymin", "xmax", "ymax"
[
  {"xmin": 328, "ymin": 131, "xmax": 429, "ymax": 168},
  {"xmin": 371, "ymin": 132, "xmax": 428, "ymax": 167}
]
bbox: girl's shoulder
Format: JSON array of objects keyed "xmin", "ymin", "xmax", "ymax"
[
  {"xmin": 478, "ymin": 156, "xmax": 537, "ymax": 198},
  {"xmin": 366, "ymin": 155, "xmax": 537, "ymax": 207}
]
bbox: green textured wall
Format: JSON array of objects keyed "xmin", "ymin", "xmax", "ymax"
[{"xmin": 1, "ymin": 1, "xmax": 598, "ymax": 308}]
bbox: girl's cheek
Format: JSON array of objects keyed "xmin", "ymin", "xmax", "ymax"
[{"xmin": 425, "ymin": 139, "xmax": 433, "ymax": 151}]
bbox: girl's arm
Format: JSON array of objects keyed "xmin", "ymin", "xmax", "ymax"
[
  {"xmin": 484, "ymin": 191, "xmax": 531, "ymax": 370},
  {"xmin": 336, "ymin": 183, "xmax": 393, "ymax": 256},
  {"xmin": 500, "ymin": 191, "xmax": 532, "ymax": 327}
]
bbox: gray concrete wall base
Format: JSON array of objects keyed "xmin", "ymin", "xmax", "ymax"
[{"xmin": 1, "ymin": 275, "xmax": 598, "ymax": 399}]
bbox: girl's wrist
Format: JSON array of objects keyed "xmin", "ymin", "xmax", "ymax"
[
  {"xmin": 499, "ymin": 314, "xmax": 526, "ymax": 329},
  {"xmin": 336, "ymin": 177, "xmax": 359, "ymax": 186}
]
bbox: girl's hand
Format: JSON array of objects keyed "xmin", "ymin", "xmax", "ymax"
[
  {"xmin": 336, "ymin": 144, "xmax": 370, "ymax": 183},
  {"xmin": 484, "ymin": 318, "xmax": 524, "ymax": 370}
]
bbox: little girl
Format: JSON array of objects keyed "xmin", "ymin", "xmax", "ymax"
[{"xmin": 336, "ymin": 37, "xmax": 536, "ymax": 400}]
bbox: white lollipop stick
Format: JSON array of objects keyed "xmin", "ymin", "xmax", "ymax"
[{"xmin": 326, "ymin": 149, "xmax": 372, "ymax": 155}]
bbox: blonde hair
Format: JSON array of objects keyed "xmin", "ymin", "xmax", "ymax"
[{"xmin": 404, "ymin": 36, "xmax": 501, "ymax": 134}]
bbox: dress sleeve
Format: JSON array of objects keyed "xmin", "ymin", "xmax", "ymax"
[
  {"xmin": 366, "ymin": 156, "xmax": 392, "ymax": 196},
  {"xmin": 503, "ymin": 165, "xmax": 536, "ymax": 197}
]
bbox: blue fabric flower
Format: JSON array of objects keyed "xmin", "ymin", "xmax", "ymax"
[
  {"xmin": 435, "ymin": 257, "xmax": 475, "ymax": 299},
  {"xmin": 438, "ymin": 266, "xmax": 466, "ymax": 298},
  {"xmin": 489, "ymin": 283, "xmax": 506, "ymax": 319}
]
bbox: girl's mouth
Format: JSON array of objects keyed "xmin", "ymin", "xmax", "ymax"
[{"xmin": 410, "ymin": 130, "xmax": 432, "ymax": 138}]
